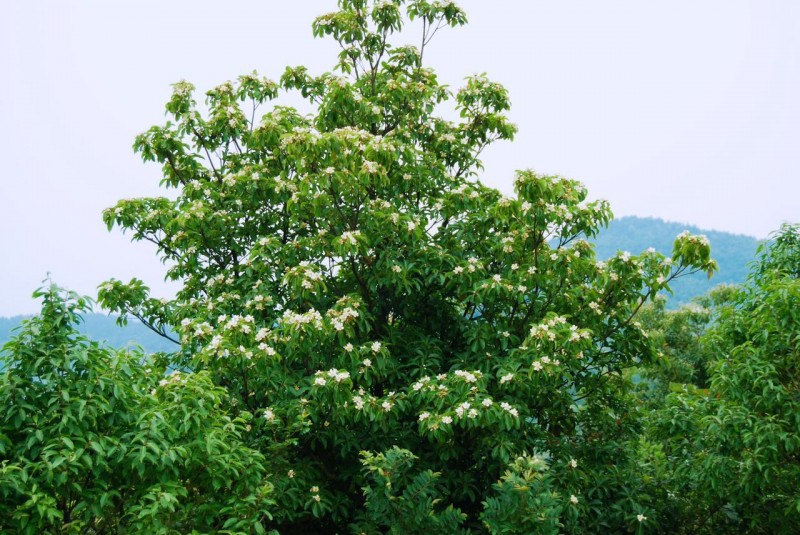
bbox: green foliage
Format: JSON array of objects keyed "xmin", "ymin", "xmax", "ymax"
[
  {"xmin": 0, "ymin": 285, "xmax": 273, "ymax": 534},
  {"xmin": 638, "ymin": 284, "xmax": 740, "ymax": 395},
  {"xmin": 97, "ymin": 1, "xmax": 717, "ymax": 531},
  {"xmin": 0, "ymin": 313, "xmax": 176, "ymax": 356},
  {"xmin": 644, "ymin": 223, "xmax": 800, "ymax": 533},
  {"xmin": 480, "ymin": 452, "xmax": 563, "ymax": 534},
  {"xmin": 354, "ymin": 447, "xmax": 467, "ymax": 533},
  {"xmin": 592, "ymin": 216, "xmax": 758, "ymax": 307}
]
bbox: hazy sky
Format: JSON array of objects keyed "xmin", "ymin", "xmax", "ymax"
[{"xmin": 1, "ymin": 1, "xmax": 798, "ymax": 316}]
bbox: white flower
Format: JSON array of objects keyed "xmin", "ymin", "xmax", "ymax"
[
  {"xmin": 263, "ymin": 409, "xmax": 275, "ymax": 421},
  {"xmin": 287, "ymin": 470, "xmax": 295, "ymax": 478},
  {"xmin": 371, "ymin": 341, "xmax": 382, "ymax": 353},
  {"xmin": 407, "ymin": 221, "xmax": 416, "ymax": 231},
  {"xmin": 467, "ymin": 408, "xmax": 479, "ymax": 418},
  {"xmin": 532, "ymin": 361, "xmax": 543, "ymax": 372},
  {"xmin": 637, "ymin": 514, "xmax": 647, "ymax": 522},
  {"xmin": 441, "ymin": 416, "xmax": 453, "ymax": 424},
  {"xmin": 500, "ymin": 402, "xmax": 519, "ymax": 417},
  {"xmin": 570, "ymin": 495, "xmax": 579, "ymax": 505},
  {"xmin": 381, "ymin": 400, "xmax": 393, "ymax": 411},
  {"xmin": 324, "ymin": 166, "xmax": 335, "ymax": 175},
  {"xmin": 334, "ymin": 371, "xmax": 350, "ymax": 382},
  {"xmin": 392, "ymin": 265, "xmax": 402, "ymax": 273},
  {"xmin": 314, "ymin": 377, "xmax": 327, "ymax": 386},
  {"xmin": 569, "ymin": 458, "xmax": 578, "ymax": 468},
  {"xmin": 362, "ymin": 358, "xmax": 372, "ymax": 367},
  {"xmin": 419, "ymin": 412, "xmax": 430, "ymax": 421},
  {"xmin": 481, "ymin": 398, "xmax": 493, "ymax": 408},
  {"xmin": 255, "ymin": 327, "xmax": 270, "ymax": 341},
  {"xmin": 455, "ymin": 370, "xmax": 478, "ymax": 383},
  {"xmin": 500, "ymin": 373, "xmax": 513, "ymax": 384},
  {"xmin": 453, "ymin": 266, "xmax": 464, "ymax": 274},
  {"xmin": 344, "ymin": 343, "xmax": 354, "ymax": 352}
]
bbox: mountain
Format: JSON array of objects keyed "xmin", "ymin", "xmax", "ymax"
[
  {"xmin": 592, "ymin": 216, "xmax": 760, "ymax": 306},
  {"xmin": 0, "ymin": 313, "xmax": 177, "ymax": 355}
]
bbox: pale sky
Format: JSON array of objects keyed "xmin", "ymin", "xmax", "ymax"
[{"xmin": 1, "ymin": 1, "xmax": 798, "ymax": 316}]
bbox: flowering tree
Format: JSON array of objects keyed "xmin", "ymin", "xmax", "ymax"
[{"xmin": 100, "ymin": 0, "xmax": 715, "ymax": 531}]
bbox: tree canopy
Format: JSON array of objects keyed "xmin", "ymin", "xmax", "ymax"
[
  {"xmin": 96, "ymin": 1, "xmax": 715, "ymax": 531},
  {"xmin": 1, "ymin": 1, "xmax": 742, "ymax": 533}
]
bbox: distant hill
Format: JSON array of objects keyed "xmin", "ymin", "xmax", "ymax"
[
  {"xmin": 0, "ymin": 313, "xmax": 177, "ymax": 355},
  {"xmin": 593, "ymin": 216, "xmax": 760, "ymax": 306}
]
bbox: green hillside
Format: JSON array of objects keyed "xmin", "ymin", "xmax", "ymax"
[
  {"xmin": 0, "ymin": 313, "xmax": 177, "ymax": 355},
  {"xmin": 593, "ymin": 216, "xmax": 759, "ymax": 305}
]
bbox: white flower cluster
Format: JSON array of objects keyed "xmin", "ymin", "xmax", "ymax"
[
  {"xmin": 453, "ymin": 369, "xmax": 482, "ymax": 383},
  {"xmin": 529, "ymin": 316, "xmax": 590, "ymax": 346},
  {"xmin": 532, "ymin": 355, "xmax": 560, "ymax": 372},
  {"xmin": 282, "ymin": 308, "xmax": 324, "ymax": 329},
  {"xmin": 361, "ymin": 160, "xmax": 379, "ymax": 174},
  {"xmin": 454, "ymin": 401, "xmax": 478, "ymax": 418},
  {"xmin": 340, "ymin": 230, "xmax": 362, "ymax": 246},
  {"xmin": 257, "ymin": 343, "xmax": 277, "ymax": 356},
  {"xmin": 219, "ymin": 313, "xmax": 255, "ymax": 334},
  {"xmin": 208, "ymin": 335, "xmax": 223, "ymax": 351},
  {"xmin": 411, "ymin": 376, "xmax": 431, "ymax": 391},
  {"xmin": 676, "ymin": 230, "xmax": 710, "ymax": 247},
  {"xmin": 499, "ymin": 401, "xmax": 519, "ymax": 417},
  {"xmin": 314, "ymin": 368, "xmax": 350, "ymax": 386},
  {"xmin": 327, "ymin": 304, "xmax": 360, "ymax": 332},
  {"xmin": 187, "ymin": 321, "xmax": 213, "ymax": 338},
  {"xmin": 158, "ymin": 370, "xmax": 186, "ymax": 387},
  {"xmin": 452, "ymin": 256, "xmax": 483, "ymax": 276},
  {"xmin": 255, "ymin": 327, "xmax": 271, "ymax": 342},
  {"xmin": 287, "ymin": 261, "xmax": 324, "ymax": 291}
]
